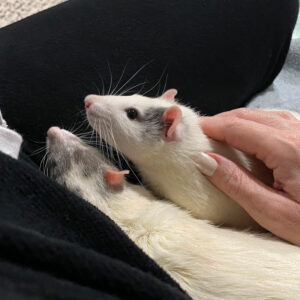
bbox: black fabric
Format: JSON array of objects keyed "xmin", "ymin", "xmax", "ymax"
[
  {"xmin": 0, "ymin": 0, "xmax": 298, "ymax": 165},
  {"xmin": 0, "ymin": 152, "xmax": 189, "ymax": 299},
  {"xmin": 0, "ymin": 0, "xmax": 298, "ymax": 299}
]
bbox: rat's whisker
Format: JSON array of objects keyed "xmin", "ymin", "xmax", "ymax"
[
  {"xmin": 29, "ymin": 138, "xmax": 47, "ymax": 145},
  {"xmin": 74, "ymin": 109, "xmax": 88, "ymax": 117},
  {"xmin": 119, "ymin": 81, "xmax": 147, "ymax": 96},
  {"xmin": 107, "ymin": 60, "xmax": 113, "ymax": 95},
  {"xmin": 90, "ymin": 121, "xmax": 97, "ymax": 144},
  {"xmin": 81, "ymin": 118, "xmax": 92, "ymax": 131},
  {"xmin": 106, "ymin": 115, "xmax": 118, "ymax": 165},
  {"xmin": 92, "ymin": 66, "xmax": 106, "ymax": 95},
  {"xmin": 143, "ymin": 65, "xmax": 168, "ymax": 96},
  {"xmin": 40, "ymin": 151, "xmax": 48, "ymax": 174},
  {"xmin": 106, "ymin": 114, "xmax": 143, "ymax": 185},
  {"xmin": 114, "ymin": 59, "xmax": 154, "ymax": 95},
  {"xmin": 96, "ymin": 121, "xmax": 100, "ymax": 148},
  {"xmin": 120, "ymin": 149, "xmax": 143, "ymax": 186},
  {"xmin": 109, "ymin": 128, "xmax": 122, "ymax": 169},
  {"xmin": 137, "ymin": 80, "xmax": 148, "ymax": 95},
  {"xmin": 95, "ymin": 119, "xmax": 104, "ymax": 153},
  {"xmin": 29, "ymin": 146, "xmax": 47, "ymax": 157},
  {"xmin": 102, "ymin": 121, "xmax": 111, "ymax": 160},
  {"xmin": 76, "ymin": 131, "xmax": 94, "ymax": 138},
  {"xmin": 44, "ymin": 154, "xmax": 50, "ymax": 177},
  {"xmin": 111, "ymin": 59, "xmax": 130, "ymax": 95},
  {"xmin": 162, "ymin": 73, "xmax": 169, "ymax": 94},
  {"xmin": 91, "ymin": 81, "xmax": 101, "ymax": 96}
]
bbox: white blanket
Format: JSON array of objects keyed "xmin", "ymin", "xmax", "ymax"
[{"xmin": 0, "ymin": 110, "xmax": 22, "ymax": 159}]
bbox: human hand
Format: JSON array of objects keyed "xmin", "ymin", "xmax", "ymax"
[{"xmin": 198, "ymin": 108, "xmax": 300, "ymax": 245}]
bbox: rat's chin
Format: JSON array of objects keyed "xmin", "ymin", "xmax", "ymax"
[
  {"xmin": 86, "ymin": 112, "xmax": 97, "ymax": 130},
  {"xmin": 46, "ymin": 138, "xmax": 59, "ymax": 155},
  {"xmin": 87, "ymin": 112, "xmax": 112, "ymax": 139},
  {"xmin": 86, "ymin": 109, "xmax": 104, "ymax": 129},
  {"xmin": 86, "ymin": 109, "xmax": 95, "ymax": 121}
]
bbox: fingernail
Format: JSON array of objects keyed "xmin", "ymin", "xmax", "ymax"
[{"xmin": 196, "ymin": 152, "xmax": 218, "ymax": 176}]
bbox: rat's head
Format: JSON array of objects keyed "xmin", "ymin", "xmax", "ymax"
[
  {"xmin": 46, "ymin": 127, "xmax": 128, "ymax": 199},
  {"xmin": 85, "ymin": 89, "xmax": 200, "ymax": 161}
]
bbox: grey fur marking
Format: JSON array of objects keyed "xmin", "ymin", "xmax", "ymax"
[
  {"xmin": 143, "ymin": 107, "xmax": 165, "ymax": 138},
  {"xmin": 47, "ymin": 153, "xmax": 71, "ymax": 179},
  {"xmin": 47, "ymin": 142, "xmax": 112, "ymax": 197},
  {"xmin": 46, "ymin": 131, "xmax": 128, "ymax": 203}
]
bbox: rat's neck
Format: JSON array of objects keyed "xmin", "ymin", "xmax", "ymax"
[
  {"xmin": 104, "ymin": 183, "xmax": 158, "ymax": 227},
  {"xmin": 130, "ymin": 129, "xmax": 249, "ymax": 192},
  {"xmin": 133, "ymin": 128, "xmax": 207, "ymax": 171}
]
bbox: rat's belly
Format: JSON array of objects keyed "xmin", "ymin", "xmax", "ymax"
[{"xmin": 143, "ymin": 167, "xmax": 259, "ymax": 229}]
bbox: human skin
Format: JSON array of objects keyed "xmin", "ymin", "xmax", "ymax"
[{"xmin": 199, "ymin": 108, "xmax": 300, "ymax": 246}]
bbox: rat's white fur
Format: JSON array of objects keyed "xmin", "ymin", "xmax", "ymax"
[
  {"xmin": 48, "ymin": 131, "xmax": 300, "ymax": 300},
  {"xmin": 81, "ymin": 180, "xmax": 300, "ymax": 300},
  {"xmin": 86, "ymin": 94, "xmax": 286, "ymax": 229}
]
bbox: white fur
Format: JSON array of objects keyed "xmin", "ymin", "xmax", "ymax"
[
  {"xmin": 66, "ymin": 161, "xmax": 300, "ymax": 300},
  {"xmin": 86, "ymin": 94, "xmax": 284, "ymax": 229},
  {"xmin": 47, "ymin": 129, "xmax": 300, "ymax": 300}
]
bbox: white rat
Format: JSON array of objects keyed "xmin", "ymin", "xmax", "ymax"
[
  {"xmin": 46, "ymin": 127, "xmax": 300, "ymax": 300},
  {"xmin": 84, "ymin": 90, "xmax": 276, "ymax": 229}
]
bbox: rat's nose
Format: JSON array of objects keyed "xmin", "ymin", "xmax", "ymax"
[
  {"xmin": 47, "ymin": 126, "xmax": 61, "ymax": 138},
  {"xmin": 84, "ymin": 95, "xmax": 98, "ymax": 109}
]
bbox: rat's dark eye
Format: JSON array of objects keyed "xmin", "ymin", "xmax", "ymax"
[{"xmin": 126, "ymin": 108, "xmax": 138, "ymax": 120}]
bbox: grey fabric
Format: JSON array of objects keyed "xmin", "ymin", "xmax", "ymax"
[{"xmin": 247, "ymin": 38, "xmax": 300, "ymax": 112}]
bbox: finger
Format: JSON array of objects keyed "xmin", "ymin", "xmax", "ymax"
[
  {"xmin": 200, "ymin": 116, "xmax": 277, "ymax": 162},
  {"xmin": 202, "ymin": 108, "xmax": 297, "ymax": 129},
  {"xmin": 267, "ymin": 110, "xmax": 299, "ymax": 121},
  {"xmin": 197, "ymin": 152, "xmax": 300, "ymax": 246},
  {"xmin": 211, "ymin": 108, "xmax": 297, "ymax": 121}
]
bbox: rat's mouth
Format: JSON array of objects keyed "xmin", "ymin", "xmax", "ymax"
[
  {"xmin": 87, "ymin": 111, "xmax": 112, "ymax": 132},
  {"xmin": 86, "ymin": 107, "xmax": 98, "ymax": 119}
]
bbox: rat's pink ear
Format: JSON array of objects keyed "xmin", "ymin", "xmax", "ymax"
[
  {"xmin": 105, "ymin": 169, "xmax": 129, "ymax": 187},
  {"xmin": 162, "ymin": 106, "xmax": 182, "ymax": 142},
  {"xmin": 161, "ymin": 89, "xmax": 178, "ymax": 101}
]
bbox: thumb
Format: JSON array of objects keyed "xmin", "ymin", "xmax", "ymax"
[{"xmin": 196, "ymin": 152, "xmax": 288, "ymax": 226}]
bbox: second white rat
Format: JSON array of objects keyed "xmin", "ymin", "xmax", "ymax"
[{"xmin": 46, "ymin": 127, "xmax": 300, "ymax": 300}]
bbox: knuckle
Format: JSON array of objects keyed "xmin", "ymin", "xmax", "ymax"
[
  {"xmin": 276, "ymin": 111, "xmax": 295, "ymax": 120},
  {"xmin": 225, "ymin": 118, "xmax": 240, "ymax": 130},
  {"xmin": 234, "ymin": 108, "xmax": 249, "ymax": 119},
  {"xmin": 264, "ymin": 136, "xmax": 298, "ymax": 169},
  {"xmin": 277, "ymin": 134, "xmax": 300, "ymax": 157}
]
